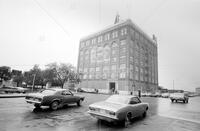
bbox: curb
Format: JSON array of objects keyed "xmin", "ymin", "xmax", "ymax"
[{"xmin": 0, "ymin": 94, "xmax": 26, "ymax": 98}]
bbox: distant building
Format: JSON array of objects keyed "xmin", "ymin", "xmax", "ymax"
[
  {"xmin": 196, "ymin": 87, "xmax": 200, "ymax": 95},
  {"xmin": 77, "ymin": 17, "xmax": 158, "ymax": 94}
]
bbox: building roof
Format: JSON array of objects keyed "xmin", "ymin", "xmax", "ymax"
[{"xmin": 80, "ymin": 19, "xmax": 156, "ymax": 45}]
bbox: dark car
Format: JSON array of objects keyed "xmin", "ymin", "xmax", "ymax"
[
  {"xmin": 170, "ymin": 93, "xmax": 189, "ymax": 103},
  {"xmin": 25, "ymin": 88, "xmax": 85, "ymax": 110}
]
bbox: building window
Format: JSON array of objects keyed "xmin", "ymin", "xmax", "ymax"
[
  {"xmin": 120, "ymin": 47, "xmax": 126, "ymax": 55},
  {"xmin": 84, "ymin": 50, "xmax": 90, "ymax": 61},
  {"xmin": 90, "ymin": 48, "xmax": 96, "ymax": 64},
  {"xmin": 86, "ymin": 40, "xmax": 90, "ymax": 46},
  {"xmin": 112, "ymin": 31, "xmax": 118, "ymax": 38},
  {"xmin": 92, "ymin": 38, "xmax": 96, "ymax": 45},
  {"xmin": 111, "ymin": 72, "xmax": 117, "ymax": 79},
  {"xmin": 111, "ymin": 65, "xmax": 117, "ymax": 71},
  {"xmin": 120, "ymin": 64, "xmax": 126, "ymax": 70},
  {"xmin": 104, "ymin": 33, "xmax": 110, "ymax": 41},
  {"xmin": 112, "ymin": 49, "xmax": 117, "ymax": 56},
  {"xmin": 119, "ymin": 72, "xmax": 126, "ymax": 78},
  {"xmin": 111, "ymin": 57, "xmax": 117, "ymax": 63},
  {"xmin": 83, "ymin": 74, "xmax": 87, "ymax": 79},
  {"xmin": 130, "ymin": 56, "xmax": 134, "ymax": 63},
  {"xmin": 120, "ymin": 39, "xmax": 126, "ymax": 46},
  {"xmin": 111, "ymin": 65, "xmax": 117, "ymax": 79},
  {"xmin": 129, "ymin": 64, "xmax": 134, "ymax": 79},
  {"xmin": 96, "ymin": 67, "xmax": 100, "ymax": 72},
  {"xmin": 120, "ymin": 56, "xmax": 126, "ymax": 62},
  {"xmin": 130, "ymin": 48, "xmax": 133, "ymax": 56},
  {"xmin": 103, "ymin": 45, "xmax": 110, "ymax": 62},
  {"xmin": 89, "ymin": 68, "xmax": 95, "ymax": 79},
  {"xmin": 119, "ymin": 64, "xmax": 126, "ymax": 79},
  {"xmin": 111, "ymin": 41, "xmax": 118, "ymax": 48},
  {"xmin": 135, "ymin": 72, "xmax": 139, "ymax": 80},
  {"xmin": 102, "ymin": 66, "xmax": 109, "ymax": 79},
  {"xmin": 131, "ymin": 28, "xmax": 135, "ymax": 37},
  {"xmin": 95, "ymin": 72, "xmax": 101, "ymax": 79},
  {"xmin": 135, "ymin": 31, "xmax": 139, "ymax": 40},
  {"xmin": 121, "ymin": 28, "xmax": 127, "ymax": 36},
  {"xmin": 98, "ymin": 36, "xmax": 103, "ymax": 43},
  {"xmin": 96, "ymin": 46, "xmax": 103, "ymax": 63},
  {"xmin": 80, "ymin": 42, "xmax": 85, "ymax": 48},
  {"xmin": 83, "ymin": 68, "xmax": 88, "ymax": 79}
]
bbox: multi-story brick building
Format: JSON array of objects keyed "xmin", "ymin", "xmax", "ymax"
[{"xmin": 77, "ymin": 19, "xmax": 158, "ymax": 94}]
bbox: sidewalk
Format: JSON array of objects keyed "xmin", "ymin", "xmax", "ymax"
[{"xmin": 0, "ymin": 93, "xmax": 26, "ymax": 98}]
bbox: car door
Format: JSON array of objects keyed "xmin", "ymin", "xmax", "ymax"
[
  {"xmin": 61, "ymin": 90, "xmax": 75, "ymax": 104},
  {"xmin": 129, "ymin": 97, "xmax": 141, "ymax": 118}
]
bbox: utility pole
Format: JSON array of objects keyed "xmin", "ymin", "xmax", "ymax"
[{"xmin": 32, "ymin": 74, "xmax": 36, "ymax": 92}]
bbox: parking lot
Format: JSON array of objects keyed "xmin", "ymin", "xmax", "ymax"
[{"xmin": 0, "ymin": 93, "xmax": 200, "ymax": 131}]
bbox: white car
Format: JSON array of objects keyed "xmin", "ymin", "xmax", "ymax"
[
  {"xmin": 88, "ymin": 95, "xmax": 149, "ymax": 127},
  {"xmin": 161, "ymin": 93, "xmax": 170, "ymax": 98}
]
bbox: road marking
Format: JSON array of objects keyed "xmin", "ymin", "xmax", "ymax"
[{"xmin": 159, "ymin": 114, "xmax": 200, "ymax": 124}]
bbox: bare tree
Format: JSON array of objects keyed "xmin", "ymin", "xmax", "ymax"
[{"xmin": 45, "ymin": 62, "xmax": 75, "ymax": 88}]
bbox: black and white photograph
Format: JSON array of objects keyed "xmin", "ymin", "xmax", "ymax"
[{"xmin": 0, "ymin": 0, "xmax": 200, "ymax": 131}]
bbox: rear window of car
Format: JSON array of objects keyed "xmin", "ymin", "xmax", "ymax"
[
  {"xmin": 40, "ymin": 89, "xmax": 56, "ymax": 95},
  {"xmin": 106, "ymin": 95, "xmax": 129, "ymax": 104},
  {"xmin": 171, "ymin": 93, "xmax": 184, "ymax": 97}
]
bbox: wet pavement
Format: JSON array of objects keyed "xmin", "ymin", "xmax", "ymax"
[{"xmin": 0, "ymin": 93, "xmax": 200, "ymax": 131}]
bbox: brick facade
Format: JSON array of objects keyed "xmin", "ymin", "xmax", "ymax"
[{"xmin": 77, "ymin": 19, "xmax": 158, "ymax": 94}]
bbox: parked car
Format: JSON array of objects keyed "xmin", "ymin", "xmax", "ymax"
[
  {"xmin": 25, "ymin": 88, "xmax": 85, "ymax": 110},
  {"xmin": 170, "ymin": 93, "xmax": 189, "ymax": 103},
  {"xmin": 0, "ymin": 86, "xmax": 18, "ymax": 94},
  {"xmin": 88, "ymin": 95, "xmax": 149, "ymax": 127},
  {"xmin": 161, "ymin": 93, "xmax": 170, "ymax": 98},
  {"xmin": 15, "ymin": 87, "xmax": 29, "ymax": 93}
]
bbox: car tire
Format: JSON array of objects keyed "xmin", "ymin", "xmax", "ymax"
[
  {"xmin": 142, "ymin": 111, "xmax": 147, "ymax": 118},
  {"xmin": 50, "ymin": 101, "xmax": 59, "ymax": 110},
  {"xmin": 124, "ymin": 113, "xmax": 132, "ymax": 128},
  {"xmin": 77, "ymin": 99, "xmax": 83, "ymax": 106},
  {"xmin": 171, "ymin": 99, "xmax": 174, "ymax": 102}
]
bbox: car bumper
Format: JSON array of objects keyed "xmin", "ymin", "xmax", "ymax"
[
  {"xmin": 88, "ymin": 111, "xmax": 118, "ymax": 122},
  {"xmin": 26, "ymin": 99, "xmax": 42, "ymax": 105},
  {"xmin": 170, "ymin": 98, "xmax": 186, "ymax": 101}
]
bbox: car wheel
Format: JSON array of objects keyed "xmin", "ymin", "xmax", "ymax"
[
  {"xmin": 183, "ymin": 100, "xmax": 185, "ymax": 103},
  {"xmin": 77, "ymin": 99, "xmax": 83, "ymax": 106},
  {"xmin": 124, "ymin": 113, "xmax": 132, "ymax": 128},
  {"xmin": 142, "ymin": 111, "xmax": 147, "ymax": 118},
  {"xmin": 171, "ymin": 99, "xmax": 174, "ymax": 102},
  {"xmin": 50, "ymin": 101, "xmax": 59, "ymax": 110}
]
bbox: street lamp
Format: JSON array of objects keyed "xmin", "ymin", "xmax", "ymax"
[{"xmin": 32, "ymin": 74, "xmax": 36, "ymax": 92}]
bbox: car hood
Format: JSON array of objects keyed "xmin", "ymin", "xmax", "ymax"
[
  {"xmin": 26, "ymin": 93, "xmax": 46, "ymax": 98},
  {"xmin": 89, "ymin": 101, "xmax": 127, "ymax": 112}
]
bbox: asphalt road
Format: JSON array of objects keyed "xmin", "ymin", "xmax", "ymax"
[{"xmin": 0, "ymin": 93, "xmax": 200, "ymax": 131}]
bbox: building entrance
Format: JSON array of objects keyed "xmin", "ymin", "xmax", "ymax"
[{"xmin": 109, "ymin": 82, "xmax": 115, "ymax": 94}]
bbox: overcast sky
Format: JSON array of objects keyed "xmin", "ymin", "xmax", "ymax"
[{"xmin": 0, "ymin": 0, "xmax": 200, "ymax": 91}]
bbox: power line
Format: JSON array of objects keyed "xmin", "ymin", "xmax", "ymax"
[
  {"xmin": 142, "ymin": 0, "xmax": 168, "ymax": 25},
  {"xmin": 32, "ymin": 0, "xmax": 70, "ymax": 37}
]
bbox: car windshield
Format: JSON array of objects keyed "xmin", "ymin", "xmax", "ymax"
[
  {"xmin": 171, "ymin": 93, "xmax": 184, "ymax": 97},
  {"xmin": 106, "ymin": 95, "xmax": 129, "ymax": 104},
  {"xmin": 40, "ymin": 89, "xmax": 56, "ymax": 95}
]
